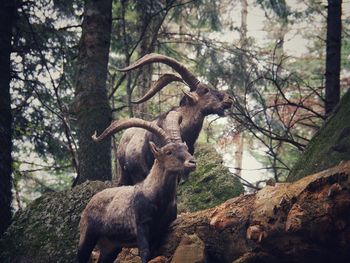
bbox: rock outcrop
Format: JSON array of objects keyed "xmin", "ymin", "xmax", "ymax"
[
  {"xmin": 288, "ymin": 90, "xmax": 350, "ymax": 181},
  {"xmin": 177, "ymin": 143, "xmax": 244, "ymax": 212}
]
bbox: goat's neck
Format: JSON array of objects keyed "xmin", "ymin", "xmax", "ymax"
[
  {"xmin": 142, "ymin": 161, "xmax": 178, "ymax": 203},
  {"xmin": 180, "ymin": 104, "xmax": 205, "ymax": 123},
  {"xmin": 179, "ymin": 106, "xmax": 205, "ymax": 148}
]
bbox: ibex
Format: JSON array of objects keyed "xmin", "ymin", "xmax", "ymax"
[
  {"xmin": 78, "ymin": 118, "xmax": 196, "ymax": 263},
  {"xmin": 116, "ymin": 53, "xmax": 232, "ymax": 185}
]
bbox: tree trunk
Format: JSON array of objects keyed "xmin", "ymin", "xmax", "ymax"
[
  {"xmin": 136, "ymin": 1, "xmax": 152, "ymax": 120},
  {"xmin": 234, "ymin": 133, "xmax": 244, "ymax": 177},
  {"xmin": 0, "ymin": 0, "xmax": 15, "ymax": 237},
  {"xmin": 121, "ymin": 0, "xmax": 134, "ymax": 118},
  {"xmin": 134, "ymin": 1, "xmax": 164, "ymax": 120},
  {"xmin": 234, "ymin": 0, "xmax": 248, "ymax": 178},
  {"xmin": 150, "ymin": 161, "xmax": 350, "ymax": 263},
  {"xmin": 240, "ymin": 0, "xmax": 248, "ymax": 43},
  {"xmin": 73, "ymin": 0, "xmax": 113, "ymax": 185},
  {"xmin": 110, "ymin": 161, "xmax": 350, "ymax": 263},
  {"xmin": 325, "ymin": 0, "xmax": 342, "ymax": 116}
]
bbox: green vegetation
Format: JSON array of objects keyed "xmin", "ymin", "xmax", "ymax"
[
  {"xmin": 178, "ymin": 143, "xmax": 244, "ymax": 212},
  {"xmin": 288, "ymin": 90, "xmax": 350, "ymax": 182}
]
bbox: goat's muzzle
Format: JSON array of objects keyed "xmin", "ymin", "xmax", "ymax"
[{"xmin": 184, "ymin": 159, "xmax": 197, "ymax": 171}]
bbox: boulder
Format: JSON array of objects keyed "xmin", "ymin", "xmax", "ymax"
[{"xmin": 178, "ymin": 143, "xmax": 243, "ymax": 212}]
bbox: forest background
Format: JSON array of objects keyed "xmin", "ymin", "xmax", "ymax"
[{"xmin": 0, "ymin": 0, "xmax": 349, "ymax": 237}]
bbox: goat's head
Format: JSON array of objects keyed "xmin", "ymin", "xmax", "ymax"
[
  {"xmin": 119, "ymin": 53, "xmax": 232, "ymax": 117},
  {"xmin": 180, "ymin": 83, "xmax": 232, "ymax": 117},
  {"xmin": 92, "ymin": 116, "xmax": 196, "ymax": 173},
  {"xmin": 150, "ymin": 141, "xmax": 196, "ymax": 173}
]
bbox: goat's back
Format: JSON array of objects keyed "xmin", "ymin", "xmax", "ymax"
[{"xmin": 117, "ymin": 127, "xmax": 161, "ymax": 185}]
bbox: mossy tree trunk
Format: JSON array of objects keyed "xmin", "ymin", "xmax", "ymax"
[
  {"xmin": 74, "ymin": 0, "xmax": 113, "ymax": 185},
  {"xmin": 0, "ymin": 0, "xmax": 15, "ymax": 236}
]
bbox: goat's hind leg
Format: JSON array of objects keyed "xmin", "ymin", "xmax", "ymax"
[
  {"xmin": 97, "ymin": 238, "xmax": 122, "ymax": 263},
  {"xmin": 77, "ymin": 230, "xmax": 98, "ymax": 263}
]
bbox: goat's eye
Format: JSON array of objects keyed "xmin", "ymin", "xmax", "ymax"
[
  {"xmin": 166, "ymin": 151, "xmax": 172, "ymax": 155},
  {"xmin": 203, "ymin": 88, "xmax": 209, "ymax": 94}
]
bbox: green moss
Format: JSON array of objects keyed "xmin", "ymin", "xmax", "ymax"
[
  {"xmin": 0, "ymin": 181, "xmax": 114, "ymax": 263},
  {"xmin": 288, "ymin": 90, "xmax": 350, "ymax": 182},
  {"xmin": 177, "ymin": 143, "xmax": 244, "ymax": 212}
]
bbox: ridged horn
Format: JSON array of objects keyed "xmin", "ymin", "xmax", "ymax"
[
  {"xmin": 164, "ymin": 111, "xmax": 182, "ymax": 143},
  {"xmin": 118, "ymin": 53, "xmax": 200, "ymax": 91},
  {"xmin": 132, "ymin": 74, "xmax": 184, "ymax": 104},
  {"xmin": 92, "ymin": 118, "xmax": 171, "ymax": 144}
]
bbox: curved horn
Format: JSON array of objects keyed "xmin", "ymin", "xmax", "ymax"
[
  {"xmin": 118, "ymin": 53, "xmax": 200, "ymax": 91},
  {"xmin": 164, "ymin": 111, "xmax": 183, "ymax": 143},
  {"xmin": 92, "ymin": 118, "xmax": 171, "ymax": 144},
  {"xmin": 181, "ymin": 89, "xmax": 199, "ymax": 104},
  {"xmin": 131, "ymin": 74, "xmax": 184, "ymax": 104}
]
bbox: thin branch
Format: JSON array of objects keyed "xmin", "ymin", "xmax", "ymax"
[{"xmin": 21, "ymin": 6, "xmax": 80, "ymax": 182}]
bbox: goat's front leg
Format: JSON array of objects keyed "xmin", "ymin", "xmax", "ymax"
[
  {"xmin": 137, "ymin": 224, "xmax": 150, "ymax": 263},
  {"xmin": 135, "ymin": 194, "xmax": 156, "ymax": 263}
]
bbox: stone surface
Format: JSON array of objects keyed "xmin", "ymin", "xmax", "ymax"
[
  {"xmin": 170, "ymin": 234, "xmax": 205, "ymax": 263},
  {"xmin": 0, "ymin": 181, "xmax": 115, "ymax": 263}
]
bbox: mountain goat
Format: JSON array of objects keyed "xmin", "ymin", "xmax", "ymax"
[
  {"xmin": 115, "ymin": 53, "xmax": 232, "ymax": 185},
  {"xmin": 78, "ymin": 117, "xmax": 196, "ymax": 263}
]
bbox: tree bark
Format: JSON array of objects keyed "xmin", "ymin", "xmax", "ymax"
[
  {"xmin": 0, "ymin": 0, "xmax": 15, "ymax": 237},
  {"xmin": 146, "ymin": 161, "xmax": 350, "ymax": 263},
  {"xmin": 325, "ymin": 0, "xmax": 342, "ymax": 116},
  {"xmin": 74, "ymin": 0, "xmax": 113, "ymax": 185},
  {"xmin": 135, "ymin": 0, "xmax": 152, "ymax": 119},
  {"xmin": 134, "ymin": 1, "xmax": 166, "ymax": 120},
  {"xmin": 240, "ymin": 0, "xmax": 248, "ymax": 43},
  {"xmin": 114, "ymin": 161, "xmax": 350, "ymax": 262},
  {"xmin": 234, "ymin": 133, "xmax": 244, "ymax": 177},
  {"xmin": 233, "ymin": 0, "xmax": 248, "ymax": 179}
]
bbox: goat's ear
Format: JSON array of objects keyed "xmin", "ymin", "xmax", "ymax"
[
  {"xmin": 149, "ymin": 142, "xmax": 160, "ymax": 157},
  {"xmin": 182, "ymin": 89, "xmax": 199, "ymax": 104}
]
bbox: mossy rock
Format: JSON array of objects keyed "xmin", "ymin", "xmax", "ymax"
[
  {"xmin": 177, "ymin": 143, "xmax": 244, "ymax": 212},
  {"xmin": 288, "ymin": 90, "xmax": 350, "ymax": 182},
  {"xmin": 0, "ymin": 181, "xmax": 114, "ymax": 263}
]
